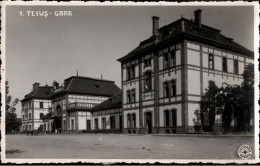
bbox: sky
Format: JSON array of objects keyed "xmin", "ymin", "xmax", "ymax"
[{"xmin": 5, "ymin": 5, "xmax": 255, "ymax": 118}]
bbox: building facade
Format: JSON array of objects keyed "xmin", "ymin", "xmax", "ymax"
[
  {"xmin": 117, "ymin": 10, "xmax": 254, "ymax": 134},
  {"xmin": 20, "ymin": 83, "xmax": 52, "ymax": 132}
]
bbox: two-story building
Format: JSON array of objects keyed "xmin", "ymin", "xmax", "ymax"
[
  {"xmin": 117, "ymin": 9, "xmax": 254, "ymax": 134},
  {"xmin": 48, "ymin": 76, "xmax": 121, "ymax": 133},
  {"xmin": 20, "ymin": 83, "xmax": 52, "ymax": 132}
]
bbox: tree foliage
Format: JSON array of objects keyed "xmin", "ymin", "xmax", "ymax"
[
  {"xmin": 5, "ymin": 81, "xmax": 21, "ymax": 134},
  {"xmin": 199, "ymin": 64, "xmax": 254, "ymax": 132}
]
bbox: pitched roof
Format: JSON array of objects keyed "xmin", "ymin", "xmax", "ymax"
[
  {"xmin": 92, "ymin": 91, "xmax": 122, "ymax": 111},
  {"xmin": 117, "ymin": 17, "xmax": 253, "ymax": 62},
  {"xmin": 52, "ymin": 76, "xmax": 121, "ymax": 97},
  {"xmin": 21, "ymin": 86, "xmax": 52, "ymax": 102}
]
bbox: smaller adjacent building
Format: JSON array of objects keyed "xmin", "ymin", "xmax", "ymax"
[
  {"xmin": 91, "ymin": 91, "xmax": 122, "ymax": 133},
  {"xmin": 20, "ymin": 83, "xmax": 52, "ymax": 132}
]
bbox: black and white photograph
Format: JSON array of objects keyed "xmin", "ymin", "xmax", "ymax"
[{"xmin": 1, "ymin": 1, "xmax": 259, "ymax": 164}]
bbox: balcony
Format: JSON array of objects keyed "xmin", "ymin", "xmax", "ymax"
[{"xmin": 68, "ymin": 102, "xmax": 98, "ymax": 110}]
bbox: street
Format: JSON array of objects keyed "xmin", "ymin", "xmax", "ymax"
[{"xmin": 5, "ymin": 134, "xmax": 254, "ymax": 159}]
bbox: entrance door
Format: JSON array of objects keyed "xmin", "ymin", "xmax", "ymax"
[
  {"xmin": 145, "ymin": 112, "xmax": 152, "ymax": 134},
  {"xmin": 52, "ymin": 117, "xmax": 62, "ymax": 133}
]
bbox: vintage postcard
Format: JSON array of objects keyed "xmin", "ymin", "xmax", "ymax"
[{"xmin": 1, "ymin": 1, "xmax": 259, "ymax": 164}]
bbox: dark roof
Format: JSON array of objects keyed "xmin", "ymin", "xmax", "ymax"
[
  {"xmin": 21, "ymin": 86, "xmax": 52, "ymax": 102},
  {"xmin": 118, "ymin": 17, "xmax": 253, "ymax": 62},
  {"xmin": 92, "ymin": 91, "xmax": 122, "ymax": 111},
  {"xmin": 52, "ymin": 76, "xmax": 121, "ymax": 97}
]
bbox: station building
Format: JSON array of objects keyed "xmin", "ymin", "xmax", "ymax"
[
  {"xmin": 21, "ymin": 76, "xmax": 121, "ymax": 133},
  {"xmin": 117, "ymin": 9, "xmax": 254, "ymax": 134}
]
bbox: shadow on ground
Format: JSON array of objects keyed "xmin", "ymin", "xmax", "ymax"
[{"xmin": 6, "ymin": 149, "xmax": 24, "ymax": 154}]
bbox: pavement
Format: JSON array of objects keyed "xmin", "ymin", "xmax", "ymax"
[{"xmin": 5, "ymin": 134, "xmax": 255, "ymax": 159}]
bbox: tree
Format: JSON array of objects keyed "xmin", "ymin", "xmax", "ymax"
[
  {"xmin": 199, "ymin": 81, "xmax": 221, "ymax": 132},
  {"xmin": 5, "ymin": 81, "xmax": 21, "ymax": 134},
  {"xmin": 199, "ymin": 64, "xmax": 254, "ymax": 132}
]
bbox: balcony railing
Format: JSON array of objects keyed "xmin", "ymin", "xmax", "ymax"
[{"xmin": 68, "ymin": 102, "xmax": 98, "ymax": 109}]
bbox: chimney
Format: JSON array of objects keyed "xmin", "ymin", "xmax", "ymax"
[
  {"xmin": 194, "ymin": 9, "xmax": 202, "ymax": 29},
  {"xmin": 152, "ymin": 16, "xmax": 160, "ymax": 36},
  {"xmin": 52, "ymin": 81, "xmax": 59, "ymax": 89},
  {"xmin": 33, "ymin": 83, "xmax": 40, "ymax": 91}
]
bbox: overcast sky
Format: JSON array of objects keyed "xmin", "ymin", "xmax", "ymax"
[{"xmin": 5, "ymin": 5, "xmax": 254, "ymax": 117}]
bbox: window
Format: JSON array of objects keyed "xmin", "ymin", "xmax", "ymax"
[
  {"xmin": 131, "ymin": 89, "xmax": 136, "ymax": 103},
  {"xmin": 234, "ymin": 59, "xmax": 238, "ymax": 74},
  {"xmin": 127, "ymin": 114, "xmax": 131, "ymax": 128},
  {"xmin": 40, "ymin": 113, "xmax": 44, "ymax": 120},
  {"xmin": 126, "ymin": 65, "xmax": 136, "ymax": 80},
  {"xmin": 94, "ymin": 118, "xmax": 99, "ymax": 129},
  {"xmin": 165, "ymin": 110, "xmax": 170, "ymax": 127},
  {"xmin": 63, "ymin": 120, "xmax": 66, "ymax": 130},
  {"xmin": 163, "ymin": 54, "xmax": 169, "ymax": 69},
  {"xmin": 87, "ymin": 120, "xmax": 91, "ymax": 130},
  {"xmin": 40, "ymin": 102, "xmax": 44, "ymax": 108},
  {"xmin": 171, "ymin": 110, "xmax": 177, "ymax": 127},
  {"xmin": 144, "ymin": 58, "xmax": 151, "ymax": 68},
  {"xmin": 222, "ymin": 57, "xmax": 227, "ymax": 72},
  {"xmin": 132, "ymin": 114, "xmax": 136, "ymax": 128},
  {"xmin": 71, "ymin": 119, "xmax": 74, "ymax": 130},
  {"xmin": 22, "ymin": 115, "xmax": 24, "ymax": 121},
  {"xmin": 29, "ymin": 102, "xmax": 32, "ymax": 109},
  {"xmin": 102, "ymin": 117, "xmax": 106, "ymax": 129},
  {"xmin": 144, "ymin": 71, "xmax": 152, "ymax": 92},
  {"xmin": 171, "ymin": 80, "xmax": 176, "ymax": 96},
  {"xmin": 131, "ymin": 65, "xmax": 135, "ymax": 79},
  {"xmin": 126, "ymin": 67, "xmax": 131, "ymax": 80},
  {"xmin": 110, "ymin": 116, "xmax": 116, "ymax": 129},
  {"xmin": 29, "ymin": 113, "xmax": 31, "ymax": 120},
  {"xmin": 127, "ymin": 90, "xmax": 131, "ymax": 103},
  {"xmin": 164, "ymin": 82, "xmax": 170, "ymax": 97},
  {"xmin": 170, "ymin": 51, "xmax": 176, "ymax": 67},
  {"xmin": 208, "ymin": 54, "xmax": 214, "ymax": 69}
]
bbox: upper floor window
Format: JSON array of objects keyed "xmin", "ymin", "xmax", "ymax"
[
  {"xmin": 163, "ymin": 54, "xmax": 169, "ymax": 69},
  {"xmin": 222, "ymin": 57, "xmax": 227, "ymax": 72},
  {"xmin": 164, "ymin": 82, "xmax": 170, "ymax": 97},
  {"xmin": 127, "ymin": 90, "xmax": 131, "ymax": 103},
  {"xmin": 29, "ymin": 102, "xmax": 32, "ymax": 109},
  {"xmin": 144, "ymin": 71, "xmax": 152, "ymax": 92},
  {"xmin": 40, "ymin": 113, "xmax": 44, "ymax": 120},
  {"xmin": 22, "ymin": 115, "xmax": 24, "ymax": 121},
  {"xmin": 131, "ymin": 89, "xmax": 136, "ymax": 103},
  {"xmin": 29, "ymin": 113, "xmax": 32, "ymax": 120},
  {"xmin": 171, "ymin": 80, "xmax": 176, "ymax": 96},
  {"xmin": 40, "ymin": 102, "xmax": 44, "ymax": 108},
  {"xmin": 170, "ymin": 51, "xmax": 176, "ymax": 67},
  {"xmin": 144, "ymin": 58, "xmax": 151, "ymax": 68},
  {"xmin": 164, "ymin": 80, "xmax": 177, "ymax": 97},
  {"xmin": 234, "ymin": 59, "xmax": 238, "ymax": 74},
  {"xmin": 208, "ymin": 54, "xmax": 214, "ymax": 70},
  {"xmin": 126, "ymin": 65, "xmax": 136, "ymax": 80}
]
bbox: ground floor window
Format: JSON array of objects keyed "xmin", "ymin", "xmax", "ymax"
[
  {"xmin": 95, "ymin": 118, "xmax": 99, "ymax": 130},
  {"xmin": 29, "ymin": 125, "xmax": 31, "ymax": 130},
  {"xmin": 102, "ymin": 117, "xmax": 106, "ymax": 129},
  {"xmin": 87, "ymin": 120, "xmax": 91, "ymax": 130},
  {"xmin": 132, "ymin": 114, "xmax": 136, "ymax": 128},
  {"xmin": 165, "ymin": 110, "xmax": 170, "ymax": 127},
  {"xmin": 71, "ymin": 119, "xmax": 74, "ymax": 130},
  {"xmin": 164, "ymin": 109, "xmax": 177, "ymax": 127},
  {"xmin": 63, "ymin": 120, "xmax": 66, "ymax": 130},
  {"xmin": 127, "ymin": 114, "xmax": 131, "ymax": 128},
  {"xmin": 110, "ymin": 116, "xmax": 116, "ymax": 129}
]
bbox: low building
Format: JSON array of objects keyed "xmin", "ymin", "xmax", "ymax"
[{"xmin": 91, "ymin": 91, "xmax": 122, "ymax": 133}]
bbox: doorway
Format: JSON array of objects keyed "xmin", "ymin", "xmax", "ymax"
[{"xmin": 145, "ymin": 112, "xmax": 152, "ymax": 134}]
